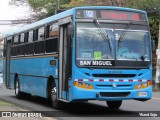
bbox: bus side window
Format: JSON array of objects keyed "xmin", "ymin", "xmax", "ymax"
[
  {"xmin": 18, "ymin": 33, "xmax": 25, "ymax": 56},
  {"xmin": 49, "ymin": 23, "xmax": 58, "ymax": 38},
  {"xmin": 13, "ymin": 35, "xmax": 19, "ymax": 45},
  {"xmin": 20, "ymin": 33, "xmax": 25, "ymax": 44},
  {"xmin": 34, "ymin": 27, "xmax": 45, "ymax": 54},
  {"xmin": 46, "ymin": 37, "xmax": 58, "ymax": 53},
  {"xmin": 45, "ymin": 22, "xmax": 58, "ymax": 53},
  {"xmin": 25, "ymin": 31, "xmax": 34, "ymax": 55},
  {"xmin": 11, "ymin": 35, "xmax": 19, "ymax": 56},
  {"xmin": 28, "ymin": 30, "xmax": 34, "ymax": 43},
  {"xmin": 36, "ymin": 27, "xmax": 45, "ymax": 41}
]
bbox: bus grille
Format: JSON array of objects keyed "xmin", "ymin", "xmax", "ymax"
[
  {"xmin": 96, "ymin": 85, "xmax": 132, "ymax": 87},
  {"xmin": 100, "ymin": 92, "xmax": 130, "ymax": 97},
  {"xmin": 92, "ymin": 74, "xmax": 136, "ymax": 78}
]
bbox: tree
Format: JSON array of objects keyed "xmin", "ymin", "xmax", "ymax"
[
  {"xmin": 62, "ymin": 0, "xmax": 124, "ymax": 8},
  {"xmin": 10, "ymin": 0, "xmax": 71, "ymax": 19}
]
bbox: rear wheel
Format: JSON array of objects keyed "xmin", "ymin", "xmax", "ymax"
[
  {"xmin": 15, "ymin": 77, "xmax": 23, "ymax": 99},
  {"xmin": 106, "ymin": 100, "xmax": 122, "ymax": 109}
]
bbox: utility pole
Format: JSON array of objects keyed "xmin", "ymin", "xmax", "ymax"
[{"xmin": 57, "ymin": 0, "xmax": 60, "ymax": 9}]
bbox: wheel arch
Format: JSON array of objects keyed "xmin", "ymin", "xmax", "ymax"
[
  {"xmin": 47, "ymin": 75, "xmax": 56, "ymax": 99},
  {"xmin": 14, "ymin": 73, "xmax": 18, "ymax": 89}
]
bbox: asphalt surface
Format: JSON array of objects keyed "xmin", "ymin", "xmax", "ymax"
[{"xmin": 0, "ymin": 84, "xmax": 160, "ymax": 120}]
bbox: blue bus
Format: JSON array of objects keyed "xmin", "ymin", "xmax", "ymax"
[{"xmin": 1, "ymin": 6, "xmax": 152, "ymax": 109}]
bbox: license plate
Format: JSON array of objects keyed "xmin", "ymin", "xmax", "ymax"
[{"xmin": 138, "ymin": 92, "xmax": 147, "ymax": 97}]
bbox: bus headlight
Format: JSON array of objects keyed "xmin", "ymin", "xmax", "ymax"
[
  {"xmin": 73, "ymin": 82, "xmax": 94, "ymax": 90},
  {"xmin": 134, "ymin": 84, "xmax": 141, "ymax": 89},
  {"xmin": 134, "ymin": 81, "xmax": 152, "ymax": 89},
  {"xmin": 78, "ymin": 82, "xmax": 83, "ymax": 87},
  {"xmin": 142, "ymin": 83, "xmax": 148, "ymax": 88},
  {"xmin": 85, "ymin": 84, "xmax": 89, "ymax": 88}
]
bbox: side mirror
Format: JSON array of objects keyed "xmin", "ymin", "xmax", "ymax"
[
  {"xmin": 67, "ymin": 24, "xmax": 74, "ymax": 38},
  {"xmin": 152, "ymin": 40, "xmax": 156, "ymax": 52}
]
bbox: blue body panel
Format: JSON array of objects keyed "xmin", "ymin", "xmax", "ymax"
[
  {"xmin": 69, "ymin": 67, "xmax": 152, "ymax": 101},
  {"xmin": 71, "ymin": 86, "xmax": 152, "ymax": 101},
  {"xmin": 3, "ymin": 56, "xmax": 58, "ymax": 98}
]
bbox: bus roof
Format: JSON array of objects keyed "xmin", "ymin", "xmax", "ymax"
[
  {"xmin": 74, "ymin": 6, "xmax": 146, "ymax": 13},
  {"xmin": 1, "ymin": 6, "xmax": 146, "ymax": 39}
]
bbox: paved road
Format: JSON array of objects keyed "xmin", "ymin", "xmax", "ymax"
[{"xmin": 0, "ymin": 84, "xmax": 160, "ymax": 120}]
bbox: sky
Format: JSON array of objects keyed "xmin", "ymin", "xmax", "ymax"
[{"xmin": 0, "ymin": 0, "xmax": 30, "ymax": 35}]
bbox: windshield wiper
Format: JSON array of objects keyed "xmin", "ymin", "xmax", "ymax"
[
  {"xmin": 93, "ymin": 19, "xmax": 112, "ymax": 51},
  {"xmin": 140, "ymin": 55, "xmax": 148, "ymax": 61},
  {"xmin": 118, "ymin": 21, "xmax": 132, "ymax": 42}
]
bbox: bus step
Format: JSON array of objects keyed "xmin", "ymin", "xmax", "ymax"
[{"xmin": 58, "ymin": 99, "xmax": 69, "ymax": 103}]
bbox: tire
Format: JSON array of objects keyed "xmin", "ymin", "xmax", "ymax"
[
  {"xmin": 15, "ymin": 77, "xmax": 23, "ymax": 99},
  {"xmin": 50, "ymin": 83, "xmax": 64, "ymax": 109},
  {"xmin": 106, "ymin": 100, "xmax": 122, "ymax": 109}
]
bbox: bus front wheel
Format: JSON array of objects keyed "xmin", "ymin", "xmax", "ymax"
[
  {"xmin": 50, "ymin": 84, "xmax": 64, "ymax": 109},
  {"xmin": 106, "ymin": 100, "xmax": 122, "ymax": 109}
]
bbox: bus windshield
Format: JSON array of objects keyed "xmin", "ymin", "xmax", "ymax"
[
  {"xmin": 76, "ymin": 23, "xmax": 114, "ymax": 60},
  {"xmin": 76, "ymin": 22, "xmax": 150, "ymax": 67},
  {"xmin": 116, "ymin": 30, "xmax": 150, "ymax": 61}
]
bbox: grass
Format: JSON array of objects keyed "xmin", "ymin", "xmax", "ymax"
[{"xmin": 0, "ymin": 100, "xmax": 13, "ymax": 106}]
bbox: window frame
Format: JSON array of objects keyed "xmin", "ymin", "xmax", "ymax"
[
  {"xmin": 27, "ymin": 30, "xmax": 34, "ymax": 43},
  {"xmin": 37, "ymin": 26, "xmax": 45, "ymax": 41},
  {"xmin": 47, "ymin": 22, "xmax": 59, "ymax": 38},
  {"xmin": 13, "ymin": 35, "xmax": 19, "ymax": 46},
  {"xmin": 20, "ymin": 33, "xmax": 25, "ymax": 44}
]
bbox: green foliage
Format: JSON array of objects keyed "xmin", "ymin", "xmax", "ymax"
[
  {"xmin": 28, "ymin": 0, "xmax": 60, "ymax": 18},
  {"xmin": 62, "ymin": 0, "xmax": 112, "ymax": 8},
  {"xmin": 0, "ymin": 100, "xmax": 13, "ymax": 106},
  {"xmin": 11, "ymin": 0, "xmax": 70, "ymax": 19},
  {"xmin": 126, "ymin": 0, "xmax": 160, "ymax": 9}
]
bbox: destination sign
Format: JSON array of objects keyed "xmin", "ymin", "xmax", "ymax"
[
  {"xmin": 77, "ymin": 60, "xmax": 114, "ymax": 66},
  {"xmin": 101, "ymin": 11, "xmax": 141, "ymax": 21},
  {"xmin": 76, "ymin": 10, "xmax": 146, "ymax": 21}
]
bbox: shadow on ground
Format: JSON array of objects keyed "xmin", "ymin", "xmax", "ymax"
[{"xmin": 10, "ymin": 95, "xmax": 139, "ymax": 117}]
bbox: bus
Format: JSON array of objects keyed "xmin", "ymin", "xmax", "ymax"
[{"xmin": 1, "ymin": 6, "xmax": 153, "ymax": 109}]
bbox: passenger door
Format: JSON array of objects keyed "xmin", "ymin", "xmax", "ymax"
[
  {"xmin": 58, "ymin": 16, "xmax": 72, "ymax": 101},
  {"xmin": 5, "ymin": 39, "xmax": 11, "ymax": 88}
]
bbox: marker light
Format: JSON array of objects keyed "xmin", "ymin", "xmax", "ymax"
[
  {"xmin": 147, "ymin": 80, "xmax": 152, "ymax": 86},
  {"xmin": 73, "ymin": 82, "xmax": 94, "ymax": 90}
]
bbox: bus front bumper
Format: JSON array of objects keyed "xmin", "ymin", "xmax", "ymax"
[{"xmin": 71, "ymin": 86, "xmax": 152, "ymax": 101}]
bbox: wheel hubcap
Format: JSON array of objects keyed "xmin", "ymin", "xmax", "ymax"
[
  {"xmin": 15, "ymin": 82, "xmax": 19, "ymax": 95},
  {"xmin": 51, "ymin": 87, "xmax": 56, "ymax": 101}
]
